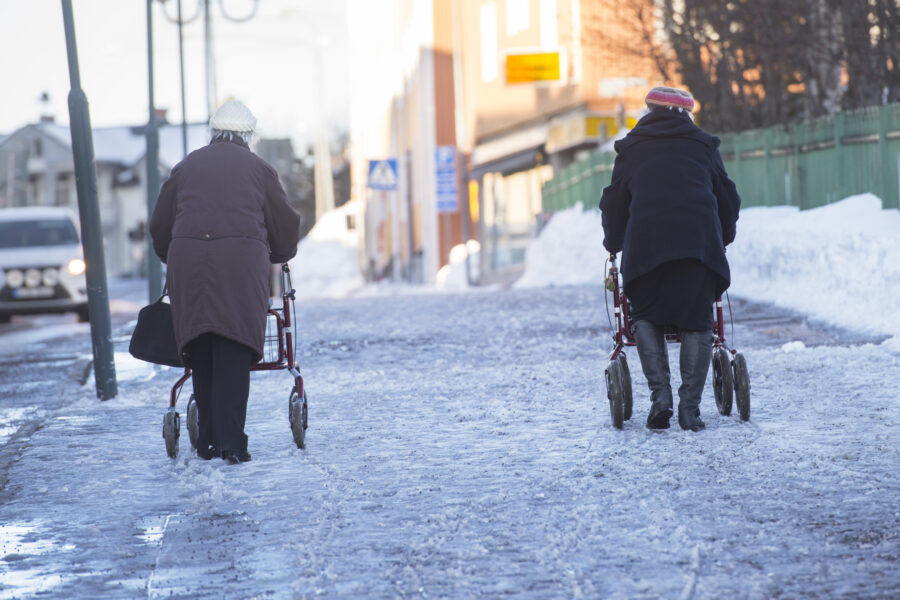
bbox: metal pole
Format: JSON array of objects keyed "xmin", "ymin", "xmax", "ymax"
[
  {"xmin": 61, "ymin": 0, "xmax": 117, "ymax": 400},
  {"xmin": 177, "ymin": 0, "xmax": 188, "ymax": 158},
  {"xmin": 459, "ymin": 154, "xmax": 472, "ymax": 285},
  {"xmin": 450, "ymin": 0, "xmax": 473, "ymax": 285},
  {"xmin": 312, "ymin": 50, "xmax": 335, "ymax": 220},
  {"xmin": 204, "ymin": 0, "xmax": 215, "ymax": 120},
  {"xmin": 146, "ymin": 0, "xmax": 163, "ymax": 301}
]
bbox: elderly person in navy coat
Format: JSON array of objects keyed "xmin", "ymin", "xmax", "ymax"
[
  {"xmin": 150, "ymin": 100, "xmax": 301, "ymax": 462},
  {"xmin": 599, "ymin": 87, "xmax": 741, "ymax": 431}
]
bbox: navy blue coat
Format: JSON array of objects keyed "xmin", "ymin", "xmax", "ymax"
[{"xmin": 599, "ymin": 107, "xmax": 741, "ymax": 298}]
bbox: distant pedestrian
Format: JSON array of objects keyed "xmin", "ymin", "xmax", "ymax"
[
  {"xmin": 150, "ymin": 100, "xmax": 301, "ymax": 462},
  {"xmin": 599, "ymin": 87, "xmax": 741, "ymax": 431}
]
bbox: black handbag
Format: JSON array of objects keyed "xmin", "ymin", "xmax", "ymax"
[{"xmin": 129, "ymin": 291, "xmax": 183, "ymax": 368}]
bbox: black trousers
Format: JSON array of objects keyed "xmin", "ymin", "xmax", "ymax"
[{"xmin": 187, "ymin": 333, "xmax": 254, "ymax": 455}]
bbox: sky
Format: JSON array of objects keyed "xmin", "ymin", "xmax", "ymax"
[{"xmin": 0, "ymin": 0, "xmax": 349, "ymax": 149}]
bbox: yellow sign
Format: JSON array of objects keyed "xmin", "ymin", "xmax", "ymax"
[
  {"xmin": 505, "ymin": 52, "xmax": 561, "ymax": 84},
  {"xmin": 468, "ymin": 180, "xmax": 480, "ymax": 222},
  {"xmin": 546, "ymin": 115, "xmax": 606, "ymax": 153}
]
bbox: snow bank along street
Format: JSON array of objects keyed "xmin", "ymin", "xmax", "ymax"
[
  {"xmin": 0, "ymin": 195, "xmax": 898, "ymax": 598},
  {"xmin": 515, "ymin": 193, "xmax": 900, "ymax": 348}
]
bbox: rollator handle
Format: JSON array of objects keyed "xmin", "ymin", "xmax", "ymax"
[{"xmin": 605, "ymin": 253, "xmax": 619, "ymax": 291}]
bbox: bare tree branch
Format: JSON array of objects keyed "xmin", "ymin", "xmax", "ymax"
[{"xmin": 582, "ymin": 0, "xmax": 899, "ymax": 131}]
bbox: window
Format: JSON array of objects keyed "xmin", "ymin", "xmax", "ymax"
[
  {"xmin": 0, "ymin": 219, "xmax": 79, "ymax": 249},
  {"xmin": 540, "ymin": 0, "xmax": 557, "ymax": 49},
  {"xmin": 506, "ymin": 0, "xmax": 529, "ymax": 36},
  {"xmin": 481, "ymin": 2, "xmax": 498, "ymax": 82},
  {"xmin": 55, "ymin": 175, "xmax": 71, "ymax": 207}
]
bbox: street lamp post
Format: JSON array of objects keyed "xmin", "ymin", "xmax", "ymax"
[
  {"xmin": 146, "ymin": 0, "xmax": 163, "ymax": 302},
  {"xmin": 159, "ymin": 0, "xmax": 260, "ymax": 121},
  {"xmin": 60, "ymin": 0, "xmax": 118, "ymax": 400},
  {"xmin": 176, "ymin": 0, "xmax": 188, "ymax": 157}
]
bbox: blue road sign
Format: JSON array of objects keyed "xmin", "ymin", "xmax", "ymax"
[
  {"xmin": 435, "ymin": 146, "xmax": 458, "ymax": 213},
  {"xmin": 368, "ymin": 159, "xmax": 399, "ymax": 191}
]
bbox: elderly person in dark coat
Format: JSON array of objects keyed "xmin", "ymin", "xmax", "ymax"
[
  {"xmin": 150, "ymin": 100, "xmax": 301, "ymax": 463},
  {"xmin": 599, "ymin": 87, "xmax": 741, "ymax": 431}
]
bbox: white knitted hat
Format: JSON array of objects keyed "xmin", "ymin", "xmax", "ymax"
[{"xmin": 209, "ymin": 100, "xmax": 257, "ymax": 132}]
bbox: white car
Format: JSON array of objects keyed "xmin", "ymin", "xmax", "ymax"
[{"xmin": 0, "ymin": 206, "xmax": 89, "ymax": 323}]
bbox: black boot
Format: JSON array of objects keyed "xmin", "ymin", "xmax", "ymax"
[
  {"xmin": 633, "ymin": 321, "xmax": 674, "ymax": 430},
  {"xmin": 677, "ymin": 329, "xmax": 712, "ymax": 432},
  {"xmin": 678, "ymin": 407, "xmax": 706, "ymax": 431},
  {"xmin": 221, "ymin": 449, "xmax": 251, "ymax": 464},
  {"xmin": 196, "ymin": 444, "xmax": 220, "ymax": 460},
  {"xmin": 647, "ymin": 406, "xmax": 673, "ymax": 429}
]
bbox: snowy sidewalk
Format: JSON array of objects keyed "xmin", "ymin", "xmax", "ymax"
[{"xmin": 1, "ymin": 286, "xmax": 898, "ymax": 599}]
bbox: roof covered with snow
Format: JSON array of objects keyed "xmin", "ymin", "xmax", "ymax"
[{"xmin": 28, "ymin": 121, "xmax": 209, "ymax": 170}]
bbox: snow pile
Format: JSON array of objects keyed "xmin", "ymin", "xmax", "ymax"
[
  {"xmin": 728, "ymin": 193, "xmax": 900, "ymax": 343},
  {"xmin": 288, "ymin": 201, "xmax": 366, "ymax": 299},
  {"xmin": 514, "ymin": 203, "xmax": 607, "ymax": 288},
  {"xmin": 436, "ymin": 240, "xmax": 481, "ymax": 290},
  {"xmin": 516, "ymin": 193, "xmax": 900, "ymax": 344},
  {"xmin": 81, "ymin": 352, "xmax": 158, "ymax": 388}
]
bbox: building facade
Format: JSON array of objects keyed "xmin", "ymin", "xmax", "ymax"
[{"xmin": 348, "ymin": 0, "xmax": 675, "ymax": 284}]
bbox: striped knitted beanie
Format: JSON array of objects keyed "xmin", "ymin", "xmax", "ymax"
[{"xmin": 645, "ymin": 86, "xmax": 695, "ymax": 112}]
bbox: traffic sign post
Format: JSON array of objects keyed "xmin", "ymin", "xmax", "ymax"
[
  {"xmin": 435, "ymin": 146, "xmax": 458, "ymax": 214},
  {"xmin": 368, "ymin": 159, "xmax": 399, "ymax": 191}
]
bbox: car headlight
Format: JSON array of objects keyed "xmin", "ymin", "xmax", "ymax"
[
  {"xmin": 24, "ymin": 268, "xmax": 41, "ymax": 288},
  {"xmin": 67, "ymin": 258, "xmax": 86, "ymax": 276},
  {"xmin": 42, "ymin": 268, "xmax": 59, "ymax": 286},
  {"xmin": 6, "ymin": 269, "xmax": 23, "ymax": 288}
]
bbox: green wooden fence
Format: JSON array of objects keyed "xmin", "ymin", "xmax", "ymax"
[{"xmin": 542, "ymin": 102, "xmax": 900, "ymax": 213}]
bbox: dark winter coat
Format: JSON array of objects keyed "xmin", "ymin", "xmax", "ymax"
[
  {"xmin": 149, "ymin": 137, "xmax": 301, "ymax": 364},
  {"xmin": 599, "ymin": 107, "xmax": 741, "ymax": 299}
]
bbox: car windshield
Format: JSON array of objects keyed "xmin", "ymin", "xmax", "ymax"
[{"xmin": 0, "ymin": 218, "xmax": 80, "ymax": 248}]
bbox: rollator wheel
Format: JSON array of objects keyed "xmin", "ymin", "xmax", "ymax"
[
  {"xmin": 733, "ymin": 353, "xmax": 751, "ymax": 421},
  {"xmin": 712, "ymin": 348, "xmax": 734, "ymax": 416},
  {"xmin": 289, "ymin": 385, "xmax": 308, "ymax": 449},
  {"xmin": 606, "ymin": 360, "xmax": 625, "ymax": 429},
  {"xmin": 162, "ymin": 410, "xmax": 180, "ymax": 459},
  {"xmin": 186, "ymin": 394, "xmax": 199, "ymax": 449},
  {"xmin": 617, "ymin": 354, "xmax": 633, "ymax": 421}
]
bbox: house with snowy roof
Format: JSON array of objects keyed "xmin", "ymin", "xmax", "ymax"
[{"xmin": 0, "ymin": 115, "xmax": 208, "ymax": 277}]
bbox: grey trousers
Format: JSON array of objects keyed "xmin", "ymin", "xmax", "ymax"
[{"xmin": 632, "ymin": 320, "xmax": 712, "ymax": 418}]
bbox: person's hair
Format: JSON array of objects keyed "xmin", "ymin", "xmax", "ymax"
[
  {"xmin": 210, "ymin": 128, "xmax": 253, "ymax": 144},
  {"xmin": 646, "ymin": 103, "xmax": 694, "ymax": 121}
]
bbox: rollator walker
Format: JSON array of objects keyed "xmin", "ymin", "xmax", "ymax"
[
  {"xmin": 162, "ymin": 263, "xmax": 308, "ymax": 457},
  {"xmin": 603, "ymin": 254, "xmax": 751, "ymax": 429}
]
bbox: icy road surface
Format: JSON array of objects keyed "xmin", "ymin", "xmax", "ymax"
[{"xmin": 0, "ymin": 286, "xmax": 898, "ymax": 599}]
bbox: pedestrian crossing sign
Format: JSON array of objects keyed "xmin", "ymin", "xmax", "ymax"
[{"xmin": 368, "ymin": 159, "xmax": 399, "ymax": 191}]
